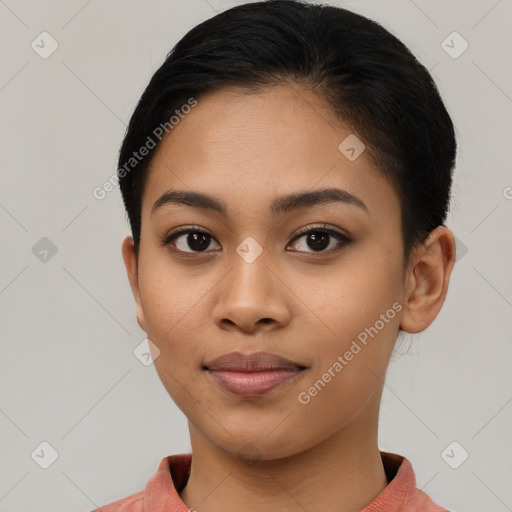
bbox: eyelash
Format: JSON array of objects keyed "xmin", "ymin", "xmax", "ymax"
[{"xmin": 160, "ymin": 224, "xmax": 353, "ymax": 256}]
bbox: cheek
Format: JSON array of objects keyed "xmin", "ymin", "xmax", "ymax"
[
  {"xmin": 137, "ymin": 261, "xmax": 208, "ymax": 365},
  {"xmin": 302, "ymin": 248, "xmax": 403, "ymax": 341},
  {"xmin": 139, "ymin": 267, "xmax": 209, "ymax": 415},
  {"xmin": 294, "ymin": 250, "xmax": 402, "ymax": 406}
]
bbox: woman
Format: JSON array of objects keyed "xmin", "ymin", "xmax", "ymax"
[{"xmin": 95, "ymin": 0, "xmax": 457, "ymax": 510}]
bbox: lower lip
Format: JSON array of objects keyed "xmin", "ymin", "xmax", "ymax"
[{"xmin": 207, "ymin": 369, "xmax": 304, "ymax": 397}]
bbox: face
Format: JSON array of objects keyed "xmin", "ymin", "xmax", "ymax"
[{"xmin": 123, "ymin": 84, "xmax": 415, "ymax": 460}]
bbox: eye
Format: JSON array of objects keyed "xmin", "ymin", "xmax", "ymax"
[
  {"xmin": 287, "ymin": 224, "xmax": 352, "ymax": 254},
  {"xmin": 160, "ymin": 224, "xmax": 352, "ymax": 256},
  {"xmin": 160, "ymin": 226, "xmax": 220, "ymax": 254}
]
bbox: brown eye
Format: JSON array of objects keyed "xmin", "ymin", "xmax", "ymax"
[
  {"xmin": 178, "ymin": 232, "xmax": 212, "ymax": 252},
  {"xmin": 288, "ymin": 226, "xmax": 352, "ymax": 254},
  {"xmin": 161, "ymin": 224, "xmax": 352, "ymax": 256},
  {"xmin": 161, "ymin": 228, "xmax": 220, "ymax": 253}
]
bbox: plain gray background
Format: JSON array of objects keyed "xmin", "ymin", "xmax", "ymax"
[{"xmin": 1, "ymin": 1, "xmax": 511, "ymax": 511}]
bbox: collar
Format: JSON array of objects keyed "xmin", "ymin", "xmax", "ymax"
[{"xmin": 142, "ymin": 451, "xmax": 434, "ymax": 511}]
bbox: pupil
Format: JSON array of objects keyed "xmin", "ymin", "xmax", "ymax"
[
  {"xmin": 189, "ymin": 233, "xmax": 209, "ymax": 251},
  {"xmin": 308, "ymin": 231, "xmax": 329, "ymax": 251}
]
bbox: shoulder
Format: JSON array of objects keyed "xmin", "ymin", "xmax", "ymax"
[
  {"xmin": 402, "ymin": 488, "xmax": 451, "ymax": 512},
  {"xmin": 377, "ymin": 452, "xmax": 450, "ymax": 512},
  {"xmin": 89, "ymin": 490, "xmax": 143, "ymax": 512}
]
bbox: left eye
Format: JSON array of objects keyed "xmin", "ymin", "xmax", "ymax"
[{"xmin": 287, "ymin": 227, "xmax": 351, "ymax": 254}]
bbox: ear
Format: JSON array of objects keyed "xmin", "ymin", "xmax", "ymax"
[
  {"xmin": 121, "ymin": 236, "xmax": 148, "ymax": 333},
  {"xmin": 400, "ymin": 226, "xmax": 456, "ymax": 334}
]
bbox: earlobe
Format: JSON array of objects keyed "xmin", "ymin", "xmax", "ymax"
[
  {"xmin": 400, "ymin": 226, "xmax": 456, "ymax": 334},
  {"xmin": 121, "ymin": 236, "xmax": 148, "ymax": 333}
]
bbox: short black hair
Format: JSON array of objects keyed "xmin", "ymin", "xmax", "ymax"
[{"xmin": 118, "ymin": 0, "xmax": 456, "ymax": 263}]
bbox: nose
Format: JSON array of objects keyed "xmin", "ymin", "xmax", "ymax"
[{"xmin": 212, "ymin": 253, "xmax": 292, "ymax": 334}]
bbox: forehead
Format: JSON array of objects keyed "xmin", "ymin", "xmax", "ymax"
[{"xmin": 142, "ymin": 84, "xmax": 399, "ymax": 221}]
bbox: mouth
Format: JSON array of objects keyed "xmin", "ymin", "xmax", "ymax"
[{"xmin": 203, "ymin": 351, "xmax": 307, "ymax": 398}]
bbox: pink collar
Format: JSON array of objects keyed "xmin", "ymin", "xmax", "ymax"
[{"xmin": 140, "ymin": 451, "xmax": 447, "ymax": 511}]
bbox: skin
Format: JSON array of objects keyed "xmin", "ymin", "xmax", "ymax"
[{"xmin": 122, "ymin": 84, "xmax": 456, "ymax": 512}]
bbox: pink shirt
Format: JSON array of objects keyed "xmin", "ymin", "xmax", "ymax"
[{"xmin": 92, "ymin": 451, "xmax": 449, "ymax": 511}]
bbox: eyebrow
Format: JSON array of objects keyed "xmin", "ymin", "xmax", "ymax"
[{"xmin": 151, "ymin": 187, "xmax": 368, "ymax": 216}]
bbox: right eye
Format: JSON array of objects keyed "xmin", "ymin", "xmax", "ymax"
[{"xmin": 160, "ymin": 226, "xmax": 221, "ymax": 254}]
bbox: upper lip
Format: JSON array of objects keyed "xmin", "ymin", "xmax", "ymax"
[{"xmin": 204, "ymin": 351, "xmax": 306, "ymax": 372}]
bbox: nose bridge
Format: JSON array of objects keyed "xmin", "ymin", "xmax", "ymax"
[
  {"xmin": 228, "ymin": 239, "xmax": 274, "ymax": 306},
  {"xmin": 213, "ymin": 237, "xmax": 290, "ymax": 331},
  {"xmin": 233, "ymin": 245, "xmax": 271, "ymax": 299}
]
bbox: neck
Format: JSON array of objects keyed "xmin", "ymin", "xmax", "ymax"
[{"xmin": 179, "ymin": 415, "xmax": 388, "ymax": 512}]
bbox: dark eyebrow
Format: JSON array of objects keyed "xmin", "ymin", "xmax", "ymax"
[
  {"xmin": 271, "ymin": 188, "xmax": 368, "ymax": 215},
  {"xmin": 151, "ymin": 187, "xmax": 368, "ymax": 216}
]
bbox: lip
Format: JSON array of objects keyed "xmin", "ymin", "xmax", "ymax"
[
  {"xmin": 204, "ymin": 351, "xmax": 306, "ymax": 372},
  {"xmin": 204, "ymin": 351, "xmax": 307, "ymax": 397}
]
